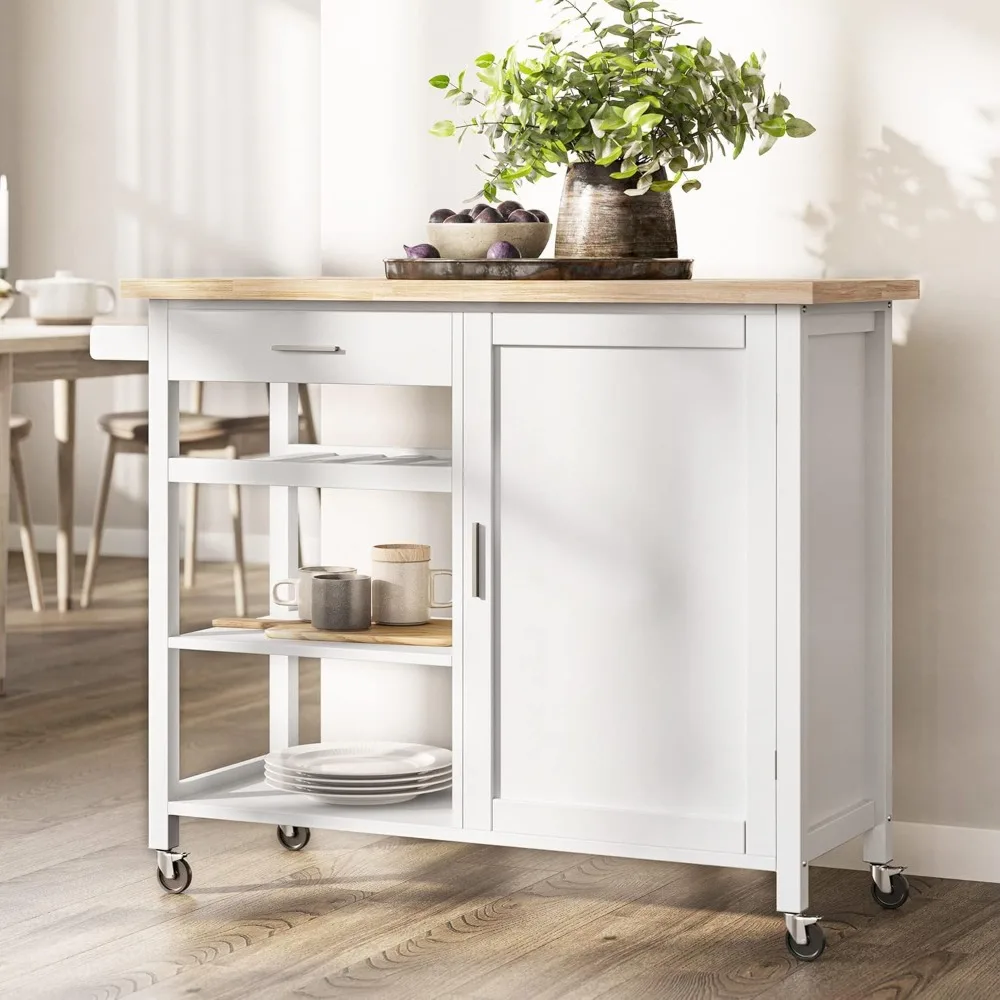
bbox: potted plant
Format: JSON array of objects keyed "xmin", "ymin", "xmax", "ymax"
[{"xmin": 431, "ymin": 0, "xmax": 814, "ymax": 259}]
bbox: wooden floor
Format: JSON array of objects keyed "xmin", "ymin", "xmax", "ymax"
[{"xmin": 3, "ymin": 558, "xmax": 1000, "ymax": 1000}]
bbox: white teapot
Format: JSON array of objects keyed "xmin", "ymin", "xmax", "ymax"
[{"xmin": 16, "ymin": 270, "xmax": 117, "ymax": 324}]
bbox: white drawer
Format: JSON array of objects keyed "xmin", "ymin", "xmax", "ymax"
[{"xmin": 167, "ymin": 310, "xmax": 452, "ymax": 385}]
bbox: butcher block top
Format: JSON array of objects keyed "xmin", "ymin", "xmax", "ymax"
[{"xmin": 121, "ymin": 277, "xmax": 920, "ymax": 306}]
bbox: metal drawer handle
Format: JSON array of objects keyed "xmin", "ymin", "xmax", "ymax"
[
  {"xmin": 472, "ymin": 522, "xmax": 486, "ymax": 600},
  {"xmin": 271, "ymin": 345, "xmax": 346, "ymax": 355}
]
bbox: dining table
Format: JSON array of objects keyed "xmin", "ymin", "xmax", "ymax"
[{"xmin": 0, "ymin": 318, "xmax": 147, "ymax": 695}]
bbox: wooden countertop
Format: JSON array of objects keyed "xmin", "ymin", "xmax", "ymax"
[{"xmin": 121, "ymin": 277, "xmax": 920, "ymax": 306}]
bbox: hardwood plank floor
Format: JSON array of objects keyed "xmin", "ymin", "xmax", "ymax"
[{"xmin": 2, "ymin": 555, "xmax": 1000, "ymax": 999}]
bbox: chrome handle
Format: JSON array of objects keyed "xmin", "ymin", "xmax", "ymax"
[
  {"xmin": 472, "ymin": 522, "xmax": 486, "ymax": 600},
  {"xmin": 271, "ymin": 345, "xmax": 345, "ymax": 355}
]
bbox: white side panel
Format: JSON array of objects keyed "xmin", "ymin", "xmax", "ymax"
[
  {"xmin": 803, "ymin": 331, "xmax": 870, "ymax": 831},
  {"xmin": 495, "ymin": 344, "xmax": 751, "ymax": 850}
]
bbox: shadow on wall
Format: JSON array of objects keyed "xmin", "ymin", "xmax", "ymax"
[{"xmin": 806, "ymin": 121, "xmax": 1000, "ymax": 827}]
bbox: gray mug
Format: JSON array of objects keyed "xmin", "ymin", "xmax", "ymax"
[{"xmin": 311, "ymin": 573, "xmax": 372, "ymax": 632}]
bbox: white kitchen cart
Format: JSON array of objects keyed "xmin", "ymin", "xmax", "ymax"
[{"xmin": 110, "ymin": 277, "xmax": 921, "ymax": 961}]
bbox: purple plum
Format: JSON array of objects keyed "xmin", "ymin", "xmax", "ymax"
[
  {"xmin": 404, "ymin": 244, "xmax": 441, "ymax": 259},
  {"xmin": 487, "ymin": 241, "xmax": 521, "ymax": 260},
  {"xmin": 443, "ymin": 213, "xmax": 473, "ymax": 224},
  {"xmin": 507, "ymin": 209, "xmax": 539, "ymax": 223},
  {"xmin": 471, "ymin": 203, "xmax": 491, "ymax": 217},
  {"xmin": 474, "ymin": 207, "xmax": 504, "ymax": 223},
  {"xmin": 528, "ymin": 208, "xmax": 550, "ymax": 223},
  {"xmin": 497, "ymin": 199, "xmax": 523, "ymax": 219},
  {"xmin": 428, "ymin": 208, "xmax": 455, "ymax": 224}
]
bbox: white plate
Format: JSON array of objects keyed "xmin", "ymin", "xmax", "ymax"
[
  {"xmin": 264, "ymin": 761, "xmax": 452, "ymax": 785},
  {"xmin": 266, "ymin": 742, "xmax": 452, "ymax": 778},
  {"xmin": 264, "ymin": 775, "xmax": 451, "ymax": 805},
  {"xmin": 265, "ymin": 774, "xmax": 452, "ymax": 796},
  {"xmin": 264, "ymin": 772, "xmax": 451, "ymax": 792}
]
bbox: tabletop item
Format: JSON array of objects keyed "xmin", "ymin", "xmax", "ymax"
[
  {"xmin": 0, "ymin": 279, "xmax": 13, "ymax": 320},
  {"xmin": 426, "ymin": 221, "xmax": 552, "ymax": 261},
  {"xmin": 211, "ymin": 616, "xmax": 308, "ymax": 629},
  {"xmin": 263, "ymin": 741, "xmax": 453, "ymax": 805},
  {"xmin": 271, "ymin": 565, "xmax": 356, "ymax": 621},
  {"xmin": 311, "ymin": 573, "xmax": 372, "ymax": 632},
  {"xmin": 264, "ymin": 618, "xmax": 452, "ymax": 647},
  {"xmin": 371, "ymin": 543, "xmax": 451, "ymax": 626},
  {"xmin": 15, "ymin": 270, "xmax": 117, "ymax": 325},
  {"xmin": 384, "ymin": 256, "xmax": 694, "ymax": 281}
]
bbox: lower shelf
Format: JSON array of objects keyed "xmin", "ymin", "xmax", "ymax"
[{"xmin": 171, "ymin": 763, "xmax": 456, "ymax": 836}]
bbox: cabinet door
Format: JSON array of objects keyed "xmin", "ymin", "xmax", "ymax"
[{"xmin": 464, "ymin": 312, "xmax": 776, "ymax": 856}]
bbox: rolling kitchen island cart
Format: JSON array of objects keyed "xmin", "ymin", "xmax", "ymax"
[{"xmin": 108, "ymin": 277, "xmax": 921, "ymax": 960}]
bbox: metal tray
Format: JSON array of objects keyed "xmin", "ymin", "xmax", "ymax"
[{"xmin": 384, "ymin": 257, "xmax": 694, "ymax": 281}]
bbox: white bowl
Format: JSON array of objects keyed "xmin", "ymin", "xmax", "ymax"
[{"xmin": 427, "ymin": 222, "xmax": 553, "ymax": 260}]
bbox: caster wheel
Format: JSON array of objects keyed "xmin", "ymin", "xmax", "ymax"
[
  {"xmin": 872, "ymin": 873, "xmax": 910, "ymax": 910},
  {"xmin": 277, "ymin": 826, "xmax": 311, "ymax": 851},
  {"xmin": 785, "ymin": 924, "xmax": 826, "ymax": 962},
  {"xmin": 156, "ymin": 857, "xmax": 192, "ymax": 894}
]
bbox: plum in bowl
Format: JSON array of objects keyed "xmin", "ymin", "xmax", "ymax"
[{"xmin": 427, "ymin": 221, "xmax": 553, "ymax": 260}]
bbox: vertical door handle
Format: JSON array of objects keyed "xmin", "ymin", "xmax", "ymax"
[{"xmin": 472, "ymin": 522, "xmax": 487, "ymax": 599}]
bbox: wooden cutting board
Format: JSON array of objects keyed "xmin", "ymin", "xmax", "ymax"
[
  {"xmin": 212, "ymin": 617, "xmax": 309, "ymax": 630},
  {"xmin": 264, "ymin": 619, "xmax": 452, "ymax": 647}
]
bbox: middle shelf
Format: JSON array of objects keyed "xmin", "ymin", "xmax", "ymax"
[
  {"xmin": 169, "ymin": 445, "xmax": 452, "ymax": 492},
  {"xmin": 170, "ymin": 627, "xmax": 453, "ymax": 666}
]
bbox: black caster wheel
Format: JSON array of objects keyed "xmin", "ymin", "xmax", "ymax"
[
  {"xmin": 156, "ymin": 856, "xmax": 192, "ymax": 894},
  {"xmin": 277, "ymin": 826, "xmax": 311, "ymax": 851},
  {"xmin": 872, "ymin": 873, "xmax": 910, "ymax": 910},
  {"xmin": 785, "ymin": 924, "xmax": 826, "ymax": 962}
]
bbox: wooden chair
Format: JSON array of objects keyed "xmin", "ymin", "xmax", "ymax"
[
  {"xmin": 10, "ymin": 415, "xmax": 44, "ymax": 612},
  {"xmin": 80, "ymin": 411, "xmax": 248, "ymax": 615},
  {"xmin": 80, "ymin": 384, "xmax": 317, "ymax": 616}
]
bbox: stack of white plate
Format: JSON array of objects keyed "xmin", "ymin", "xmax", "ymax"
[{"xmin": 264, "ymin": 742, "xmax": 452, "ymax": 805}]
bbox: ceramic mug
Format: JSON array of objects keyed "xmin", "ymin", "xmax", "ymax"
[
  {"xmin": 272, "ymin": 565, "xmax": 356, "ymax": 621},
  {"xmin": 371, "ymin": 544, "xmax": 451, "ymax": 626},
  {"xmin": 15, "ymin": 270, "xmax": 117, "ymax": 324},
  {"xmin": 311, "ymin": 574, "xmax": 372, "ymax": 632}
]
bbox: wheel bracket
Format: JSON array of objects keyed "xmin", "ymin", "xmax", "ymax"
[
  {"xmin": 156, "ymin": 849, "xmax": 188, "ymax": 880},
  {"xmin": 784, "ymin": 912, "xmax": 821, "ymax": 947},
  {"xmin": 870, "ymin": 861, "xmax": 906, "ymax": 895}
]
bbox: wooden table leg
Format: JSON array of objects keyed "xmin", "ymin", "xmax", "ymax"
[
  {"xmin": 0, "ymin": 355, "xmax": 12, "ymax": 694},
  {"xmin": 54, "ymin": 379, "xmax": 76, "ymax": 612}
]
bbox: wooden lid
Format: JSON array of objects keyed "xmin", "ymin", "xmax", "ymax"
[{"xmin": 372, "ymin": 543, "xmax": 431, "ymax": 563}]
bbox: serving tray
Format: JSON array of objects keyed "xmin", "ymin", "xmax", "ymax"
[
  {"xmin": 264, "ymin": 620, "xmax": 452, "ymax": 647},
  {"xmin": 384, "ymin": 257, "xmax": 694, "ymax": 281}
]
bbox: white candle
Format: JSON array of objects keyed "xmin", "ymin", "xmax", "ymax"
[{"xmin": 0, "ymin": 175, "xmax": 8, "ymax": 270}]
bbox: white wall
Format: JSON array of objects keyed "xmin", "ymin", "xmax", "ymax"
[
  {"xmin": 316, "ymin": 0, "xmax": 1000, "ymax": 869},
  {"xmin": 6, "ymin": 0, "xmax": 320, "ymax": 555}
]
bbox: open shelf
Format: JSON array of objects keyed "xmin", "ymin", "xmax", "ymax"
[
  {"xmin": 169, "ymin": 446, "xmax": 451, "ymax": 492},
  {"xmin": 171, "ymin": 760, "xmax": 457, "ymax": 836},
  {"xmin": 170, "ymin": 627, "xmax": 453, "ymax": 666}
]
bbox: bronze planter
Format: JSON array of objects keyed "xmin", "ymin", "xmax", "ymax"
[{"xmin": 555, "ymin": 162, "xmax": 678, "ymax": 259}]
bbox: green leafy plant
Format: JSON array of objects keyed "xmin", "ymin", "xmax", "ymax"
[{"xmin": 430, "ymin": 0, "xmax": 815, "ymax": 200}]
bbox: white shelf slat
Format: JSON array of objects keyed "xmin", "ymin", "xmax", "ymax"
[
  {"xmin": 169, "ymin": 627, "xmax": 453, "ymax": 666},
  {"xmin": 169, "ymin": 449, "xmax": 451, "ymax": 492},
  {"xmin": 170, "ymin": 762, "xmax": 456, "ymax": 836}
]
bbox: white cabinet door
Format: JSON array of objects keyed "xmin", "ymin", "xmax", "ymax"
[{"xmin": 464, "ymin": 311, "xmax": 777, "ymax": 857}]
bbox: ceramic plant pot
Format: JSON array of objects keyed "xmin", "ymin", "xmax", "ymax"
[{"xmin": 555, "ymin": 162, "xmax": 678, "ymax": 259}]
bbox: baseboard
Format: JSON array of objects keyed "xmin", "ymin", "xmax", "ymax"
[
  {"xmin": 817, "ymin": 821, "xmax": 1000, "ymax": 883},
  {"xmin": 8, "ymin": 524, "xmax": 270, "ymax": 565}
]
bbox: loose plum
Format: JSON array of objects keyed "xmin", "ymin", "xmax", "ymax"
[
  {"xmin": 487, "ymin": 241, "xmax": 521, "ymax": 259},
  {"xmin": 443, "ymin": 214, "xmax": 473, "ymax": 224},
  {"xmin": 474, "ymin": 207, "xmax": 504, "ymax": 223},
  {"xmin": 471, "ymin": 203, "xmax": 491, "ymax": 217},
  {"xmin": 497, "ymin": 200, "xmax": 523, "ymax": 219},
  {"xmin": 404, "ymin": 244, "xmax": 441, "ymax": 259},
  {"xmin": 428, "ymin": 208, "xmax": 454, "ymax": 224},
  {"xmin": 528, "ymin": 209, "xmax": 550, "ymax": 223},
  {"xmin": 507, "ymin": 209, "xmax": 539, "ymax": 223}
]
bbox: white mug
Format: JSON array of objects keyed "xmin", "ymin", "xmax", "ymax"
[
  {"xmin": 272, "ymin": 565, "xmax": 356, "ymax": 621},
  {"xmin": 371, "ymin": 544, "xmax": 451, "ymax": 626},
  {"xmin": 16, "ymin": 270, "xmax": 117, "ymax": 324}
]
